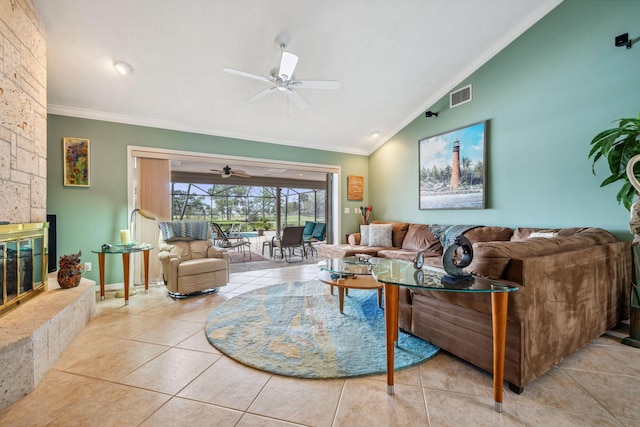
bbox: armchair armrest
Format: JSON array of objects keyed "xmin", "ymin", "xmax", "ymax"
[
  {"xmin": 348, "ymin": 233, "xmax": 361, "ymax": 245},
  {"xmin": 157, "ymin": 250, "xmax": 180, "ymax": 287},
  {"xmin": 207, "ymin": 246, "xmax": 231, "ymax": 264}
]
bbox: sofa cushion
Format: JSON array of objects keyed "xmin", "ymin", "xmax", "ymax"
[
  {"xmin": 317, "ymin": 244, "xmax": 384, "ymax": 259},
  {"xmin": 312, "ymin": 223, "xmax": 327, "ymax": 240},
  {"xmin": 369, "ymin": 223, "xmax": 393, "ymax": 247},
  {"xmin": 360, "ymin": 225, "xmax": 370, "ymax": 245},
  {"xmin": 303, "ymin": 221, "xmax": 316, "ymax": 238},
  {"xmin": 178, "ymin": 258, "xmax": 227, "ymax": 276},
  {"xmin": 401, "ymin": 224, "xmax": 443, "ymax": 254},
  {"xmin": 463, "ymin": 226, "xmax": 513, "ymax": 244},
  {"xmin": 469, "ymin": 230, "xmax": 618, "ymax": 279},
  {"xmin": 511, "ymin": 227, "xmax": 587, "ymax": 241},
  {"xmin": 378, "ymin": 248, "xmax": 442, "ymax": 262}
]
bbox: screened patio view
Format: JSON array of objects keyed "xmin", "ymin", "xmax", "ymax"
[{"xmin": 171, "ymin": 182, "xmax": 327, "ymax": 236}]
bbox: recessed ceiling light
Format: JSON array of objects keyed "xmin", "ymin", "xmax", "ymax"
[
  {"xmin": 113, "ymin": 60, "xmax": 133, "ymax": 76},
  {"xmin": 370, "ymin": 131, "xmax": 380, "ymax": 138}
]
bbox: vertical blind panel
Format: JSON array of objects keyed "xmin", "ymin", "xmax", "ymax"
[{"xmin": 135, "ymin": 157, "xmax": 171, "ymax": 284}]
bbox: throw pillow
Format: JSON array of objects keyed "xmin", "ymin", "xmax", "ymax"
[
  {"xmin": 360, "ymin": 225, "xmax": 370, "ymax": 246},
  {"xmin": 529, "ymin": 231, "xmax": 558, "ymax": 238},
  {"xmin": 369, "ymin": 223, "xmax": 393, "ymax": 247}
]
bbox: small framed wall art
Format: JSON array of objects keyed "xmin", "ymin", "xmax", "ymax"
[
  {"xmin": 63, "ymin": 137, "xmax": 90, "ymax": 187},
  {"xmin": 347, "ymin": 175, "xmax": 364, "ymax": 200}
]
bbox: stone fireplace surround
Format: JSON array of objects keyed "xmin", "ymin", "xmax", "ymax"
[
  {"xmin": 0, "ymin": 273, "xmax": 95, "ymax": 411},
  {"xmin": 0, "ymin": 1, "xmax": 92, "ymax": 410}
]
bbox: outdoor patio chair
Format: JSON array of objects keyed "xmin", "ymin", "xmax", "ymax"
[
  {"xmin": 272, "ymin": 226, "xmax": 305, "ymax": 263},
  {"xmin": 302, "ymin": 221, "xmax": 327, "ymax": 257},
  {"xmin": 211, "ymin": 222, "xmax": 252, "ymax": 260}
]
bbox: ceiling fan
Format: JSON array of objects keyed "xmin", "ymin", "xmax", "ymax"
[
  {"xmin": 210, "ymin": 165, "xmax": 251, "ymax": 179},
  {"xmin": 222, "ymin": 34, "xmax": 340, "ymax": 108}
]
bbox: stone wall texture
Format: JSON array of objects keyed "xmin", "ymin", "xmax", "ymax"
[{"xmin": 0, "ymin": 0, "xmax": 46, "ymax": 223}]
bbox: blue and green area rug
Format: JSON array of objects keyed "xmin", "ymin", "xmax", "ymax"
[{"xmin": 205, "ymin": 280, "xmax": 439, "ymax": 379}]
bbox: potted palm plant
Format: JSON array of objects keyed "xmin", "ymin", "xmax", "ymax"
[
  {"xmin": 589, "ymin": 109, "xmax": 640, "ymax": 348},
  {"xmin": 254, "ymin": 219, "xmax": 270, "ymax": 237}
]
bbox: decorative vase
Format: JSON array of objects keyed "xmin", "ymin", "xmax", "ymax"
[{"xmin": 57, "ymin": 251, "xmax": 83, "ymax": 289}]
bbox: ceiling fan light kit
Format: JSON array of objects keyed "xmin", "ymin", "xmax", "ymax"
[
  {"xmin": 210, "ymin": 165, "xmax": 251, "ymax": 178},
  {"xmin": 222, "ymin": 34, "xmax": 340, "ymax": 108}
]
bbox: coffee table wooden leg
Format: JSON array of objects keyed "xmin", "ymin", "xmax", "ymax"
[
  {"xmin": 377, "ymin": 287, "xmax": 383, "ymax": 308},
  {"xmin": 98, "ymin": 252, "xmax": 105, "ymax": 301},
  {"xmin": 338, "ymin": 286, "xmax": 345, "ymax": 313},
  {"xmin": 384, "ymin": 283, "xmax": 399, "ymax": 395},
  {"xmin": 491, "ymin": 291, "xmax": 508, "ymax": 413}
]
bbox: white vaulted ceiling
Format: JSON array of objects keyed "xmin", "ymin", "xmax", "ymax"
[{"xmin": 35, "ymin": 0, "xmax": 562, "ymax": 156}]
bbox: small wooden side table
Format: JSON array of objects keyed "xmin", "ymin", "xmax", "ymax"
[{"xmin": 92, "ymin": 245, "xmax": 153, "ymax": 305}]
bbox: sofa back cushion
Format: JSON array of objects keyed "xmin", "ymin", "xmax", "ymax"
[
  {"xmin": 463, "ymin": 226, "xmax": 513, "ymax": 244},
  {"xmin": 162, "ymin": 239, "xmax": 211, "ymax": 261},
  {"xmin": 401, "ymin": 224, "xmax": 443, "ymax": 254},
  {"xmin": 469, "ymin": 228, "xmax": 619, "ymax": 279},
  {"xmin": 511, "ymin": 227, "xmax": 587, "ymax": 241}
]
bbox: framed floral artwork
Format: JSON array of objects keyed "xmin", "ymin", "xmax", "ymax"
[
  {"xmin": 63, "ymin": 137, "xmax": 90, "ymax": 187},
  {"xmin": 419, "ymin": 121, "xmax": 486, "ymax": 209}
]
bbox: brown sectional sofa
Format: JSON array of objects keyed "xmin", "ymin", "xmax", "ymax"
[{"xmin": 317, "ymin": 220, "xmax": 631, "ymax": 391}]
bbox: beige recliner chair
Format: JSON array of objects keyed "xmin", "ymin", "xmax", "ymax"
[{"xmin": 157, "ymin": 221, "xmax": 229, "ymax": 297}]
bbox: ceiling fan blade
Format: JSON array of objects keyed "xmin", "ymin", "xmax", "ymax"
[
  {"xmin": 293, "ymin": 79, "xmax": 341, "ymax": 90},
  {"xmin": 246, "ymin": 87, "xmax": 277, "ymax": 103},
  {"xmin": 287, "ymin": 89, "xmax": 308, "ymax": 108},
  {"xmin": 223, "ymin": 67, "xmax": 271, "ymax": 83},
  {"xmin": 233, "ymin": 171, "xmax": 251, "ymax": 178},
  {"xmin": 279, "ymin": 51, "xmax": 299, "ymax": 80}
]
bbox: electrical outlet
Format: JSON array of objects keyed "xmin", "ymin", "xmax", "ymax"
[{"xmin": 84, "ymin": 262, "xmax": 92, "ymax": 272}]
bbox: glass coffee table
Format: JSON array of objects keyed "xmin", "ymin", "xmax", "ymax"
[
  {"xmin": 318, "ymin": 257, "xmax": 383, "ymax": 314},
  {"xmin": 371, "ymin": 260, "xmax": 518, "ymax": 413}
]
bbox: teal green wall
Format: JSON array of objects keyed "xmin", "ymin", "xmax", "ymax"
[
  {"xmin": 370, "ymin": 0, "xmax": 640, "ymax": 239},
  {"xmin": 48, "ymin": 0, "xmax": 640, "ymax": 283},
  {"xmin": 47, "ymin": 116, "xmax": 368, "ymax": 283}
]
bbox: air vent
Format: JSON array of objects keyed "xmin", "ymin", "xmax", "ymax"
[{"xmin": 450, "ymin": 84, "xmax": 472, "ymax": 108}]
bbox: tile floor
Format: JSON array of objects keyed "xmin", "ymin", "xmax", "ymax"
[{"xmin": 1, "ymin": 263, "xmax": 639, "ymax": 426}]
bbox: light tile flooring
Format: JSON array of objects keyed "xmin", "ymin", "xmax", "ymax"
[{"xmin": 1, "ymin": 263, "xmax": 639, "ymax": 426}]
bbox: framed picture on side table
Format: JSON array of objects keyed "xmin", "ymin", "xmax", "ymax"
[{"xmin": 63, "ymin": 137, "xmax": 90, "ymax": 187}]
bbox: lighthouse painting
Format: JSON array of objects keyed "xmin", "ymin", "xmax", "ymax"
[{"xmin": 418, "ymin": 121, "xmax": 486, "ymax": 209}]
